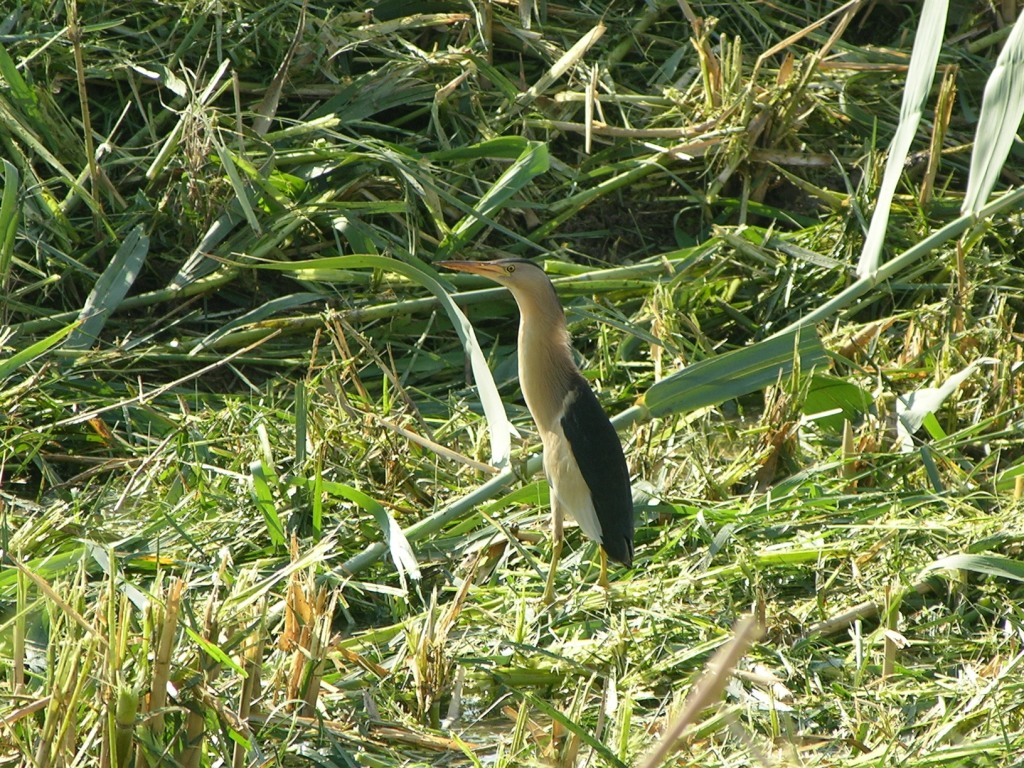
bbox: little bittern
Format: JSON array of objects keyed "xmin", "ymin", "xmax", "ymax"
[{"xmin": 438, "ymin": 259, "xmax": 633, "ymax": 601}]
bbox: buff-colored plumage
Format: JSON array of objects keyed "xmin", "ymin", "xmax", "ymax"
[{"xmin": 438, "ymin": 259, "xmax": 633, "ymax": 600}]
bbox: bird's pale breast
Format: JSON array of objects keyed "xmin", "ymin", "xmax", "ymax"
[{"xmin": 539, "ymin": 393, "xmax": 605, "ymax": 546}]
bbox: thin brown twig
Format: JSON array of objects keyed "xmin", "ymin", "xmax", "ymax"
[{"xmin": 637, "ymin": 615, "xmax": 764, "ymax": 768}]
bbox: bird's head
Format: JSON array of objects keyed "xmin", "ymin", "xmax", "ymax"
[
  {"xmin": 437, "ymin": 258, "xmax": 558, "ymax": 301},
  {"xmin": 436, "ymin": 258, "xmax": 546, "ymax": 289},
  {"xmin": 436, "ymin": 258, "xmax": 563, "ymax": 320}
]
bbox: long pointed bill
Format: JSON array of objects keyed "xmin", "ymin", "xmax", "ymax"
[{"xmin": 435, "ymin": 260, "xmax": 506, "ymax": 279}]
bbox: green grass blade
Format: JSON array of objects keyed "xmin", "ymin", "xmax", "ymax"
[
  {"xmin": 639, "ymin": 327, "xmax": 828, "ymax": 418},
  {"xmin": 802, "ymin": 375, "xmax": 874, "ymax": 432},
  {"xmin": 339, "ymin": 453, "xmax": 539, "ymax": 577},
  {"xmin": 925, "ymin": 554, "xmax": 1024, "ymax": 582},
  {"xmin": 0, "ymin": 321, "xmax": 79, "ymax": 380},
  {"xmin": 64, "ymin": 225, "xmax": 149, "ymax": 350},
  {"xmin": 962, "ymin": 10, "xmax": 1024, "ymax": 214},
  {"xmin": 250, "ymin": 459, "xmax": 286, "ymax": 548},
  {"xmin": 183, "ymin": 626, "xmax": 246, "ymax": 675},
  {"xmin": 780, "ymin": 186, "xmax": 1024, "ymax": 333},
  {"xmin": 189, "ymin": 292, "xmax": 324, "ymax": 354},
  {"xmin": 0, "ymin": 158, "xmax": 18, "ymax": 288},
  {"xmin": 295, "ymin": 378, "xmax": 308, "ymax": 469},
  {"xmin": 0, "ymin": 41, "xmax": 48, "ymax": 143},
  {"xmin": 169, "ymin": 207, "xmax": 246, "ymax": 289},
  {"xmin": 520, "ymin": 691, "xmax": 627, "ymax": 768},
  {"xmin": 426, "ymin": 136, "xmax": 531, "ymax": 162},
  {"xmin": 311, "ymin": 63, "xmax": 436, "ymax": 122},
  {"xmin": 322, "ymin": 481, "xmax": 420, "ymax": 585},
  {"xmin": 0, "ymin": 95, "xmax": 78, "ymax": 189},
  {"xmin": 856, "ymin": 0, "xmax": 948, "ymax": 278},
  {"xmin": 215, "ymin": 142, "xmax": 261, "ymax": 234},
  {"xmin": 436, "ymin": 141, "xmax": 549, "ymax": 258}
]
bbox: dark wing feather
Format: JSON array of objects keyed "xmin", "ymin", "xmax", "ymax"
[{"xmin": 560, "ymin": 374, "xmax": 634, "ymax": 566}]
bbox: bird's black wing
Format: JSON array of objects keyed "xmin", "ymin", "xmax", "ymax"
[{"xmin": 560, "ymin": 374, "xmax": 634, "ymax": 566}]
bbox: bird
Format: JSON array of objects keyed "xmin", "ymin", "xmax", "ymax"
[{"xmin": 436, "ymin": 258, "xmax": 633, "ymax": 601}]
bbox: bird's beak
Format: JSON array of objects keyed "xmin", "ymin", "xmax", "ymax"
[{"xmin": 435, "ymin": 260, "xmax": 506, "ymax": 279}]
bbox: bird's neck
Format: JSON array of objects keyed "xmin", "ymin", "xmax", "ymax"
[{"xmin": 517, "ymin": 302, "xmax": 576, "ymax": 431}]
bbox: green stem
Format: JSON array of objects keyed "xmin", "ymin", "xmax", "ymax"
[{"xmin": 774, "ymin": 187, "xmax": 1024, "ymax": 337}]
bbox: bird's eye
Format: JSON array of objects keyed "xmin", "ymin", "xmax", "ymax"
[{"xmin": 506, "ymin": 264, "xmax": 516, "ymax": 274}]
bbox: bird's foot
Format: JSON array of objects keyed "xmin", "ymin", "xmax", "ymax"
[
  {"xmin": 541, "ymin": 560, "xmax": 558, "ymax": 605},
  {"xmin": 541, "ymin": 582, "xmax": 556, "ymax": 606},
  {"xmin": 541, "ymin": 539, "xmax": 562, "ymax": 605},
  {"xmin": 597, "ymin": 548, "xmax": 611, "ymax": 592}
]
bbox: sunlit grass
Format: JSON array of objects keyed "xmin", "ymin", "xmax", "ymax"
[{"xmin": 3, "ymin": 1, "xmax": 1024, "ymax": 766}]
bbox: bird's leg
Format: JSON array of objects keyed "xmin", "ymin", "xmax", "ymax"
[
  {"xmin": 598, "ymin": 547, "xmax": 610, "ymax": 591},
  {"xmin": 542, "ymin": 500, "xmax": 564, "ymax": 604}
]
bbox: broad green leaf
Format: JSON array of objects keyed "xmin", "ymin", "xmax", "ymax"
[
  {"xmin": 639, "ymin": 327, "xmax": 828, "ymax": 418},
  {"xmin": 0, "ymin": 546, "xmax": 86, "ymax": 591},
  {"xmin": 184, "ymin": 626, "xmax": 247, "ymax": 674},
  {"xmin": 919, "ymin": 443, "xmax": 945, "ymax": 492},
  {"xmin": 436, "ymin": 141, "xmax": 549, "ymax": 258},
  {"xmin": 856, "ymin": 0, "xmax": 947, "ymax": 278},
  {"xmin": 427, "ymin": 136, "xmax": 531, "ymax": 162},
  {"xmin": 895, "ymin": 358, "xmax": 994, "ymax": 452},
  {"xmin": 995, "ymin": 459, "xmax": 1024, "ymax": 493},
  {"xmin": 65, "ymin": 225, "xmax": 149, "ymax": 350},
  {"xmin": 322, "ymin": 481, "xmax": 421, "ymax": 588},
  {"xmin": 925, "ymin": 554, "xmax": 1024, "ymax": 582},
  {"xmin": 0, "ymin": 321, "xmax": 79, "ymax": 381},
  {"xmin": 483, "ymin": 480, "xmax": 549, "ymax": 514},
  {"xmin": 962, "ymin": 9, "xmax": 1024, "ymax": 214},
  {"xmin": 802, "ymin": 375, "xmax": 874, "ymax": 432}
]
